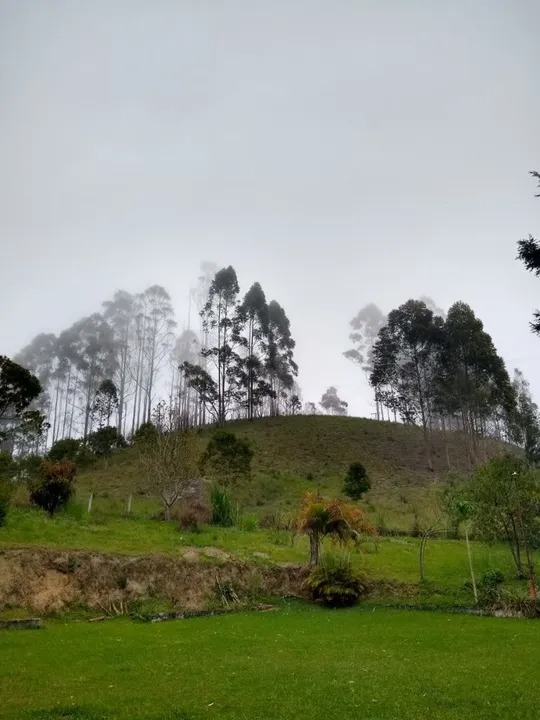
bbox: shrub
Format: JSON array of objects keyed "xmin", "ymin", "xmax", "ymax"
[
  {"xmin": 173, "ymin": 500, "xmax": 211, "ymax": 531},
  {"xmin": 200, "ymin": 430, "xmax": 253, "ymax": 486},
  {"xmin": 482, "ymin": 569, "xmax": 505, "ymax": 589},
  {"xmin": 86, "ymin": 426, "xmax": 126, "ymax": 456},
  {"xmin": 481, "ymin": 587, "xmax": 540, "ymax": 618},
  {"xmin": 239, "ymin": 514, "xmax": 259, "ymax": 532},
  {"xmin": 28, "ymin": 460, "xmax": 76, "ymax": 516},
  {"xmin": 0, "ymin": 479, "xmax": 11, "ymax": 527},
  {"xmin": 132, "ymin": 422, "xmax": 159, "ymax": 446},
  {"xmin": 47, "ymin": 438, "xmax": 81, "ymax": 462},
  {"xmin": 343, "ymin": 462, "xmax": 371, "ymax": 501},
  {"xmin": 303, "ymin": 553, "xmax": 369, "ymax": 607},
  {"xmin": 210, "ymin": 484, "xmax": 234, "ymax": 527}
]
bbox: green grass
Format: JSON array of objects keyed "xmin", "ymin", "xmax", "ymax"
[
  {"xmin": 1, "ymin": 506, "xmax": 532, "ymax": 594},
  {"xmin": 1, "ymin": 605, "xmax": 539, "ymax": 720},
  {"xmin": 63, "ymin": 415, "xmax": 508, "ymax": 530}
]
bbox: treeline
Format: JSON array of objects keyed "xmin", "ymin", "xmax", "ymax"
[
  {"xmin": 345, "ymin": 298, "xmax": 540, "ymax": 469},
  {"xmin": 7, "ymin": 263, "xmax": 299, "ymax": 454}
]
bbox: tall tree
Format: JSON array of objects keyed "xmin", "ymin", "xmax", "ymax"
[
  {"xmin": 344, "ymin": 303, "xmax": 386, "ymax": 419},
  {"xmin": 266, "ymin": 300, "xmax": 298, "ymax": 415},
  {"xmin": 434, "ymin": 302, "xmax": 515, "ymax": 461},
  {"xmin": 320, "ymin": 386, "xmax": 348, "ymax": 416},
  {"xmin": 193, "ymin": 266, "xmax": 242, "ymax": 424},
  {"xmin": 509, "ymin": 369, "xmax": 540, "ymax": 466},
  {"xmin": 370, "ymin": 300, "xmax": 443, "ymax": 468},
  {"xmin": 103, "ymin": 290, "xmax": 137, "ymax": 436},
  {"xmin": 236, "ymin": 282, "xmax": 271, "ymax": 419},
  {"xmin": 517, "ymin": 170, "xmax": 540, "ymax": 334},
  {"xmin": 57, "ymin": 314, "xmax": 118, "ymax": 439}
]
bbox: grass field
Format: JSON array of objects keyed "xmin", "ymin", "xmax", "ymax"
[
  {"xmin": 0, "ymin": 506, "xmax": 533, "ymax": 593},
  {"xmin": 59, "ymin": 415, "xmax": 509, "ymax": 531},
  {"xmin": 1, "ymin": 605, "xmax": 539, "ymax": 720}
]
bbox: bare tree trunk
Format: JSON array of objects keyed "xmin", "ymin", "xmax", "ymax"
[
  {"xmin": 309, "ymin": 532, "xmax": 320, "ymax": 566},
  {"xmin": 464, "ymin": 528, "xmax": 478, "ymax": 603}
]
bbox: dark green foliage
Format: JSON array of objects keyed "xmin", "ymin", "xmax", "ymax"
[
  {"xmin": 200, "ymin": 430, "xmax": 253, "ymax": 486},
  {"xmin": 86, "ymin": 426, "xmax": 126, "ymax": 456},
  {"xmin": 48, "ymin": 438, "xmax": 81, "ymax": 462},
  {"xmin": 303, "ymin": 554, "xmax": 369, "ymax": 607},
  {"xmin": 28, "ymin": 460, "xmax": 76, "ymax": 516},
  {"xmin": 0, "ymin": 480, "xmax": 11, "ymax": 526},
  {"xmin": 482, "ymin": 570, "xmax": 504, "ymax": 589},
  {"xmin": 210, "ymin": 484, "xmax": 235, "ymax": 527},
  {"xmin": 342, "ymin": 461, "xmax": 371, "ymax": 500},
  {"xmin": 132, "ymin": 422, "xmax": 159, "ymax": 446},
  {"xmin": 517, "ymin": 171, "xmax": 540, "ymax": 335},
  {"xmin": 0, "ymin": 355, "xmax": 42, "ymax": 422}
]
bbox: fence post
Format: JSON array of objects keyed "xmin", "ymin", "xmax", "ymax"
[
  {"xmin": 87, "ymin": 492, "xmax": 93, "ymax": 514},
  {"xmin": 126, "ymin": 494, "xmax": 132, "ymax": 515}
]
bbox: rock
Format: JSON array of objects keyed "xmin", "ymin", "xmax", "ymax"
[{"xmin": 252, "ymin": 552, "xmax": 269, "ymax": 559}]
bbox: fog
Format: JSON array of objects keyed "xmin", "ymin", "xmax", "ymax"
[{"xmin": 1, "ymin": 0, "xmax": 539, "ymax": 416}]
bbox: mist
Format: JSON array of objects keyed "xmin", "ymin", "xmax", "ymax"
[{"xmin": 1, "ymin": 0, "xmax": 539, "ymax": 419}]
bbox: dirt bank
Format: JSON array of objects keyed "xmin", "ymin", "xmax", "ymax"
[{"xmin": 0, "ymin": 546, "xmax": 308, "ymax": 613}]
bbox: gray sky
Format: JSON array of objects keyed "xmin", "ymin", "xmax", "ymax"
[{"xmin": 1, "ymin": 0, "xmax": 539, "ymax": 416}]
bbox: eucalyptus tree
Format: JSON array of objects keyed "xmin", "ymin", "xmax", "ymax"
[
  {"xmin": 344, "ymin": 303, "xmax": 386, "ymax": 418},
  {"xmin": 266, "ymin": 300, "xmax": 298, "ymax": 415},
  {"xmin": 320, "ymin": 386, "xmax": 348, "ymax": 416}
]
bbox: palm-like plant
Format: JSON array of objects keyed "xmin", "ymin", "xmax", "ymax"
[{"xmin": 297, "ymin": 492, "xmax": 375, "ymax": 565}]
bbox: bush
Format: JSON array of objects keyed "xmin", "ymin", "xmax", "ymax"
[
  {"xmin": 86, "ymin": 426, "xmax": 126, "ymax": 456},
  {"xmin": 210, "ymin": 484, "xmax": 235, "ymax": 527},
  {"xmin": 47, "ymin": 438, "xmax": 81, "ymax": 462},
  {"xmin": 0, "ymin": 480, "xmax": 11, "ymax": 527},
  {"xmin": 132, "ymin": 422, "xmax": 159, "ymax": 446},
  {"xmin": 28, "ymin": 460, "xmax": 76, "ymax": 516},
  {"xmin": 343, "ymin": 462, "xmax": 371, "ymax": 501},
  {"xmin": 173, "ymin": 500, "xmax": 211, "ymax": 531},
  {"xmin": 239, "ymin": 514, "xmax": 259, "ymax": 532},
  {"xmin": 303, "ymin": 553, "xmax": 369, "ymax": 608},
  {"xmin": 200, "ymin": 430, "xmax": 254, "ymax": 486},
  {"xmin": 481, "ymin": 587, "xmax": 540, "ymax": 618},
  {"xmin": 482, "ymin": 569, "xmax": 505, "ymax": 589}
]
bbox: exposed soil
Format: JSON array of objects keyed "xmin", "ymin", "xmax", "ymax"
[{"xmin": 0, "ymin": 546, "xmax": 308, "ymax": 613}]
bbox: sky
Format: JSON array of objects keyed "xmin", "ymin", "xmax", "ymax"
[{"xmin": 1, "ymin": 0, "xmax": 539, "ymax": 417}]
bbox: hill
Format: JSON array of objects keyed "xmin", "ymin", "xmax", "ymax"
[{"xmin": 76, "ymin": 415, "xmax": 507, "ymax": 531}]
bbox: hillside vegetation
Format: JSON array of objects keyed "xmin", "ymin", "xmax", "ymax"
[{"xmin": 71, "ymin": 415, "xmax": 507, "ymax": 530}]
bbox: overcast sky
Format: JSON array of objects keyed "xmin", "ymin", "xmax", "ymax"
[{"xmin": 1, "ymin": 0, "xmax": 539, "ymax": 416}]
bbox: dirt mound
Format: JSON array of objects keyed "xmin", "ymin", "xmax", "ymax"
[{"xmin": 0, "ymin": 547, "xmax": 307, "ymax": 613}]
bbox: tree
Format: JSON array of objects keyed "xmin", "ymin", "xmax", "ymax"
[
  {"xmin": 451, "ymin": 500, "xmax": 479, "ymax": 603},
  {"xmin": 297, "ymin": 492, "xmax": 375, "ymax": 566},
  {"xmin": 28, "ymin": 460, "xmax": 76, "ymax": 516},
  {"xmin": 86, "ymin": 426, "xmax": 125, "ymax": 456},
  {"xmin": 320, "ymin": 386, "xmax": 348, "ymax": 416},
  {"xmin": 517, "ymin": 170, "xmax": 540, "ymax": 335},
  {"xmin": 199, "ymin": 430, "xmax": 253, "ymax": 487},
  {"xmin": 469, "ymin": 454, "xmax": 540, "ymax": 586},
  {"xmin": 47, "ymin": 438, "xmax": 81, "ymax": 462},
  {"xmin": 508, "ymin": 369, "xmax": 540, "ymax": 465},
  {"xmin": 344, "ymin": 303, "xmax": 386, "ymax": 418},
  {"xmin": 266, "ymin": 300, "xmax": 298, "ymax": 415},
  {"xmin": 187, "ymin": 266, "xmax": 242, "ymax": 424},
  {"xmin": 0, "ymin": 356, "xmax": 42, "ymax": 446},
  {"xmin": 236, "ymin": 282, "xmax": 271, "ymax": 420},
  {"xmin": 343, "ymin": 462, "xmax": 371, "ymax": 500},
  {"xmin": 138, "ymin": 431, "xmax": 199, "ymax": 520},
  {"xmin": 57, "ymin": 314, "xmax": 118, "ymax": 439},
  {"xmin": 435, "ymin": 302, "xmax": 515, "ymax": 462},
  {"xmin": 92, "ymin": 379, "xmax": 119, "ymax": 429},
  {"xmin": 370, "ymin": 300, "xmax": 443, "ymax": 469}
]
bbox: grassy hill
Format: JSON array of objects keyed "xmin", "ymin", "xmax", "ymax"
[{"xmin": 72, "ymin": 415, "xmax": 506, "ymax": 531}]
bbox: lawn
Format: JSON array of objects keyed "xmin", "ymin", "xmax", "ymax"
[{"xmin": 1, "ymin": 605, "xmax": 539, "ymax": 720}]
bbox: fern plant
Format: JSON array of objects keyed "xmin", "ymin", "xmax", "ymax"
[{"xmin": 303, "ymin": 553, "xmax": 369, "ymax": 608}]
